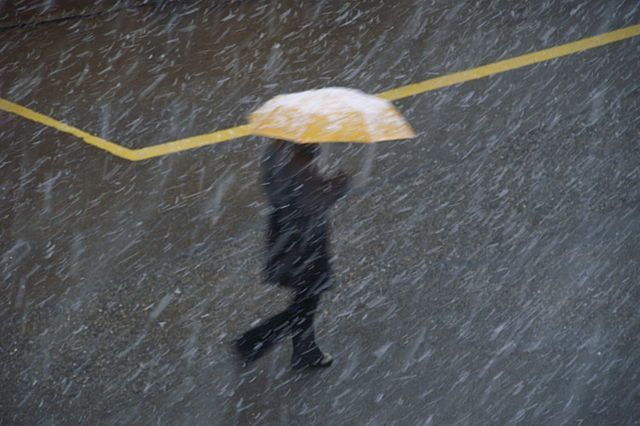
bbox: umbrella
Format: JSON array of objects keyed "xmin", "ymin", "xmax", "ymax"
[{"xmin": 248, "ymin": 87, "xmax": 415, "ymax": 143}]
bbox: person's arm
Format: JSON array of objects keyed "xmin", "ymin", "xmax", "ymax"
[
  {"xmin": 295, "ymin": 166, "xmax": 350, "ymax": 215},
  {"xmin": 321, "ymin": 172, "xmax": 350, "ymax": 202}
]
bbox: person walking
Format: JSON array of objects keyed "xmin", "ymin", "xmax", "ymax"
[{"xmin": 235, "ymin": 139, "xmax": 350, "ymax": 370}]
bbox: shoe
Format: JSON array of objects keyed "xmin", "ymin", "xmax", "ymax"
[{"xmin": 291, "ymin": 351, "xmax": 333, "ymax": 370}]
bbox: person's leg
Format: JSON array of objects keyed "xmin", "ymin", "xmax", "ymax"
[
  {"xmin": 235, "ymin": 304, "xmax": 295, "ymax": 363},
  {"xmin": 290, "ymin": 291, "xmax": 333, "ymax": 369}
]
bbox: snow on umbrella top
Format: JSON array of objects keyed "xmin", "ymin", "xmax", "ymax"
[{"xmin": 248, "ymin": 87, "xmax": 416, "ymax": 143}]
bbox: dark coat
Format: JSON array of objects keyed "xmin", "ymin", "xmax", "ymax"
[{"xmin": 262, "ymin": 141, "xmax": 349, "ymax": 295}]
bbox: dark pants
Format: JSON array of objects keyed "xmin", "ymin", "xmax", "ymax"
[{"xmin": 237, "ymin": 289, "xmax": 322, "ymax": 362}]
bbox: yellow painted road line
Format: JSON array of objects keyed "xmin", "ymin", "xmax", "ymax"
[
  {"xmin": 1, "ymin": 23, "xmax": 639, "ymax": 161},
  {"xmin": 0, "ymin": 98, "xmax": 137, "ymax": 161},
  {"xmin": 377, "ymin": 23, "xmax": 640, "ymax": 101},
  {"xmin": 130, "ymin": 125, "xmax": 252, "ymax": 161}
]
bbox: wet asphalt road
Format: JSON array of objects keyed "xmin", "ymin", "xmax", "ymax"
[{"xmin": 1, "ymin": 1, "xmax": 640, "ymax": 424}]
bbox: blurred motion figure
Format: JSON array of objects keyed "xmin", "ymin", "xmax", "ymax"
[{"xmin": 235, "ymin": 139, "xmax": 350, "ymax": 370}]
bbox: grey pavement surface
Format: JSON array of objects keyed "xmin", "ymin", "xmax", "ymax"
[{"xmin": 1, "ymin": 0, "xmax": 639, "ymax": 424}]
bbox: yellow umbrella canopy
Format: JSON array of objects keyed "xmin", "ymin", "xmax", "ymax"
[{"xmin": 248, "ymin": 87, "xmax": 416, "ymax": 143}]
